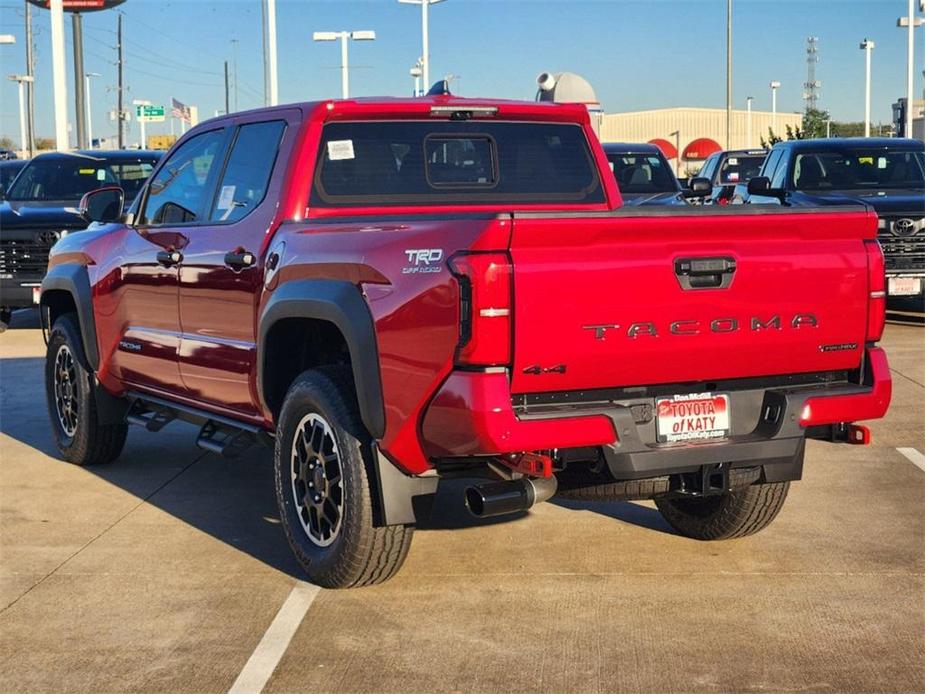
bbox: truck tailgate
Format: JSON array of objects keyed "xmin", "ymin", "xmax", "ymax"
[{"xmin": 508, "ymin": 208, "xmax": 876, "ymax": 394}]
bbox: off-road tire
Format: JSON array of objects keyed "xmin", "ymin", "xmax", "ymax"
[
  {"xmin": 274, "ymin": 367, "xmax": 413, "ymax": 588},
  {"xmin": 45, "ymin": 313, "xmax": 127, "ymax": 465},
  {"xmin": 556, "ymin": 465, "xmax": 761, "ymax": 502},
  {"xmin": 654, "ymin": 480, "xmax": 790, "ymax": 540}
]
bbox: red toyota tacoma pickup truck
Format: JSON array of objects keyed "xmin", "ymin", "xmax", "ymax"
[{"xmin": 40, "ymin": 93, "xmax": 891, "ymax": 588}]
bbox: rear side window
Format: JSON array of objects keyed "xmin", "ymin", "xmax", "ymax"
[
  {"xmin": 209, "ymin": 120, "xmax": 286, "ymax": 223},
  {"xmin": 311, "ymin": 121, "xmax": 604, "ymax": 206},
  {"xmin": 717, "ymin": 154, "xmax": 766, "ymax": 184}
]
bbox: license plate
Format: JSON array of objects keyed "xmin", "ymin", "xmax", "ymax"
[
  {"xmin": 656, "ymin": 393, "xmax": 730, "ymax": 443},
  {"xmin": 888, "ymin": 277, "xmax": 922, "ymax": 296}
]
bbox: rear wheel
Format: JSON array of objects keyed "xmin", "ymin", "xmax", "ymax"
[
  {"xmin": 274, "ymin": 367, "xmax": 413, "ymax": 588},
  {"xmin": 654, "ymin": 481, "xmax": 789, "ymax": 540},
  {"xmin": 44, "ymin": 313, "xmax": 127, "ymax": 465}
]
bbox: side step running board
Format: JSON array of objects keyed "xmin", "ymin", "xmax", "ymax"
[{"xmin": 125, "ymin": 392, "xmax": 268, "ymax": 459}]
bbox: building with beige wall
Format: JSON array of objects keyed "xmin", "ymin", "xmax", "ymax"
[{"xmin": 600, "ymin": 107, "xmax": 803, "ymax": 175}]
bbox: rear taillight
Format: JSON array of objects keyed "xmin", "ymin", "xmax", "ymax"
[
  {"xmin": 448, "ymin": 252, "xmax": 512, "ymax": 366},
  {"xmin": 865, "ymin": 240, "xmax": 885, "ymax": 343}
]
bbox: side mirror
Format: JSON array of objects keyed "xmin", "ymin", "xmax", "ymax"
[
  {"xmin": 683, "ymin": 177, "xmax": 713, "ymax": 197},
  {"xmin": 747, "ymin": 176, "xmax": 772, "ymax": 195},
  {"xmin": 79, "ymin": 186, "xmax": 125, "ymax": 224}
]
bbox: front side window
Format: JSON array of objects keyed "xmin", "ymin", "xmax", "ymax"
[
  {"xmin": 7, "ymin": 155, "xmax": 158, "ymax": 202},
  {"xmin": 311, "ymin": 121, "xmax": 604, "ymax": 206},
  {"xmin": 143, "ymin": 129, "xmax": 226, "ymax": 225},
  {"xmin": 209, "ymin": 120, "xmax": 287, "ymax": 223},
  {"xmin": 697, "ymin": 154, "xmax": 718, "ymax": 182},
  {"xmin": 606, "ymin": 152, "xmax": 677, "ymax": 194},
  {"xmin": 760, "ymin": 149, "xmax": 783, "ymax": 182}
]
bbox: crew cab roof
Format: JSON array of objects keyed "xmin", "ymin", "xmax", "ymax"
[
  {"xmin": 198, "ymin": 96, "xmax": 594, "ymax": 128},
  {"xmin": 602, "ymin": 143, "xmax": 662, "ymax": 155},
  {"xmin": 771, "ymin": 137, "xmax": 924, "ymax": 152}
]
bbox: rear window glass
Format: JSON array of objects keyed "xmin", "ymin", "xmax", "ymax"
[
  {"xmin": 717, "ymin": 154, "xmax": 766, "ymax": 184},
  {"xmin": 311, "ymin": 121, "xmax": 604, "ymax": 206},
  {"xmin": 605, "ymin": 152, "xmax": 678, "ymax": 194}
]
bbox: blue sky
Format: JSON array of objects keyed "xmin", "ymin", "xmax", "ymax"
[{"xmin": 0, "ymin": 0, "xmax": 921, "ymax": 145}]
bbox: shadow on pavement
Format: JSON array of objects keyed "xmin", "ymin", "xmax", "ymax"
[{"xmin": 551, "ymin": 497, "xmax": 675, "ymax": 535}]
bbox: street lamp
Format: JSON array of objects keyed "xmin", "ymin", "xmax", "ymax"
[
  {"xmin": 0, "ymin": 35, "xmax": 15, "ymax": 45},
  {"xmin": 313, "ymin": 30, "xmax": 376, "ymax": 99},
  {"xmin": 859, "ymin": 39, "xmax": 875, "ymax": 138},
  {"xmin": 897, "ymin": 0, "xmax": 924, "ymax": 138},
  {"xmin": 85, "ymin": 71, "xmax": 100, "ymax": 149},
  {"xmin": 410, "ymin": 59, "xmax": 423, "ymax": 96},
  {"xmin": 746, "ymin": 96, "xmax": 753, "ymax": 147},
  {"xmin": 669, "ymin": 130, "xmax": 681, "ymax": 178},
  {"xmin": 398, "ymin": 0, "xmax": 446, "ymax": 89},
  {"xmin": 8, "ymin": 75, "xmax": 34, "ymax": 158},
  {"xmin": 769, "ymin": 81, "xmax": 781, "ymax": 132}
]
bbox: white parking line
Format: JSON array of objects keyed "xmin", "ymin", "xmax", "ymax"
[
  {"xmin": 228, "ymin": 581, "xmax": 321, "ymax": 694},
  {"xmin": 896, "ymin": 447, "xmax": 925, "ymax": 473}
]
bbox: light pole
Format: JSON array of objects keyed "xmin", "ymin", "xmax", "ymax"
[
  {"xmin": 132, "ymin": 99, "xmax": 151, "ymax": 150},
  {"xmin": 860, "ymin": 39, "xmax": 875, "ymax": 138},
  {"xmin": 85, "ymin": 71, "xmax": 100, "ymax": 149},
  {"xmin": 50, "ymin": 0, "xmax": 68, "ymax": 150},
  {"xmin": 725, "ymin": 0, "xmax": 732, "ymax": 150},
  {"xmin": 398, "ymin": 0, "xmax": 446, "ymax": 90},
  {"xmin": 313, "ymin": 30, "xmax": 376, "ymax": 99},
  {"xmin": 769, "ymin": 81, "xmax": 781, "ymax": 133},
  {"xmin": 746, "ymin": 95, "xmax": 753, "ymax": 147},
  {"xmin": 669, "ymin": 130, "xmax": 681, "ymax": 178},
  {"xmin": 410, "ymin": 61, "xmax": 423, "ymax": 96},
  {"xmin": 897, "ymin": 0, "xmax": 924, "ymax": 138},
  {"xmin": 8, "ymin": 75, "xmax": 33, "ymax": 158},
  {"xmin": 263, "ymin": 0, "xmax": 279, "ymax": 106}
]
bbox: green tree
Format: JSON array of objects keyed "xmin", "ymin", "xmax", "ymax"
[
  {"xmin": 760, "ymin": 127, "xmax": 783, "ymax": 149},
  {"xmin": 0, "ymin": 136, "xmax": 14, "ymax": 150},
  {"xmin": 801, "ymin": 107, "xmax": 830, "ymax": 139}
]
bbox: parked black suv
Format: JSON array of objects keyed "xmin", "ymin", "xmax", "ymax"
[
  {"xmin": 0, "ymin": 150, "xmax": 160, "ymax": 324},
  {"xmin": 741, "ymin": 138, "xmax": 925, "ymax": 309}
]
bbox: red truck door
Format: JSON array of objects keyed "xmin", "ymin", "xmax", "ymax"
[
  {"xmin": 106, "ymin": 127, "xmax": 229, "ymax": 393},
  {"xmin": 507, "ymin": 209, "xmax": 875, "ymax": 395},
  {"xmin": 176, "ymin": 116, "xmax": 291, "ymax": 417}
]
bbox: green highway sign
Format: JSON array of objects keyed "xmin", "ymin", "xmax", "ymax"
[{"xmin": 135, "ymin": 104, "xmax": 166, "ymax": 122}]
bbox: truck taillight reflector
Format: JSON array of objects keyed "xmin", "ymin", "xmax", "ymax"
[
  {"xmin": 449, "ymin": 252, "xmax": 512, "ymax": 366},
  {"xmin": 866, "ymin": 240, "xmax": 885, "ymax": 342}
]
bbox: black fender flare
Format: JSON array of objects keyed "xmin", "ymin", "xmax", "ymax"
[
  {"xmin": 40, "ymin": 263, "xmax": 100, "ymax": 371},
  {"xmin": 258, "ymin": 279, "xmax": 386, "ymax": 439}
]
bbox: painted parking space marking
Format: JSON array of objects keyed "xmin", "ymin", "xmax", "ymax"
[
  {"xmin": 896, "ymin": 447, "xmax": 925, "ymax": 473},
  {"xmin": 228, "ymin": 581, "xmax": 321, "ymax": 694}
]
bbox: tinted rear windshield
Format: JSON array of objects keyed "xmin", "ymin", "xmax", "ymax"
[
  {"xmin": 7, "ymin": 155, "xmax": 159, "ymax": 201},
  {"xmin": 792, "ymin": 149, "xmax": 925, "ymax": 191},
  {"xmin": 717, "ymin": 154, "xmax": 765, "ymax": 184},
  {"xmin": 605, "ymin": 152, "xmax": 678, "ymax": 194},
  {"xmin": 311, "ymin": 121, "xmax": 605, "ymax": 207}
]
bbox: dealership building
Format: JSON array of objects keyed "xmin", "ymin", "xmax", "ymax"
[{"xmin": 599, "ymin": 107, "xmax": 802, "ymax": 175}]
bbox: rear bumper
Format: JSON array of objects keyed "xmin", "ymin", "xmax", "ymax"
[
  {"xmin": 420, "ymin": 348, "xmax": 891, "ymax": 478},
  {"xmin": 0, "ymin": 278, "xmax": 41, "ymax": 310}
]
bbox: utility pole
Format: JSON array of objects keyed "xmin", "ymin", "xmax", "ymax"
[
  {"xmin": 24, "ymin": 0, "xmax": 36, "ymax": 156},
  {"xmin": 267, "ymin": 0, "xmax": 278, "ymax": 106},
  {"xmin": 117, "ymin": 12, "xmax": 125, "ymax": 149},
  {"xmin": 8, "ymin": 75, "xmax": 33, "ymax": 158},
  {"xmin": 897, "ymin": 1, "xmax": 924, "ymax": 138},
  {"xmin": 232, "ymin": 38, "xmax": 239, "ymax": 112},
  {"xmin": 72, "ymin": 13, "xmax": 87, "ymax": 149},
  {"xmin": 860, "ymin": 39, "xmax": 875, "ymax": 138},
  {"xmin": 725, "ymin": 0, "xmax": 732, "ymax": 150},
  {"xmin": 398, "ymin": 0, "xmax": 446, "ymax": 90},
  {"xmin": 224, "ymin": 60, "xmax": 230, "ymax": 115},
  {"xmin": 50, "ymin": 0, "xmax": 68, "ymax": 150}
]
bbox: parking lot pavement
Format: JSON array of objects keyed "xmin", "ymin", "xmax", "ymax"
[{"xmin": 1, "ymin": 323, "xmax": 922, "ymax": 694}]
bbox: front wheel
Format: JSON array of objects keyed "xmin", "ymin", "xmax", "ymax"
[
  {"xmin": 274, "ymin": 368, "xmax": 413, "ymax": 588},
  {"xmin": 44, "ymin": 313, "xmax": 127, "ymax": 465},
  {"xmin": 654, "ymin": 481, "xmax": 790, "ymax": 540}
]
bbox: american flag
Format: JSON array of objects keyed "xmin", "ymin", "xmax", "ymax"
[{"xmin": 171, "ymin": 98, "xmax": 191, "ymax": 123}]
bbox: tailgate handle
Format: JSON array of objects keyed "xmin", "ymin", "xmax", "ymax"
[{"xmin": 674, "ymin": 257, "xmax": 736, "ymax": 290}]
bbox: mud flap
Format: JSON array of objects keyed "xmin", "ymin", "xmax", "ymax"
[{"xmin": 373, "ymin": 446, "xmax": 439, "ymax": 526}]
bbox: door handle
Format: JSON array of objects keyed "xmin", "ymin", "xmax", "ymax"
[
  {"xmin": 674, "ymin": 257, "xmax": 736, "ymax": 290},
  {"xmin": 224, "ymin": 249, "xmax": 256, "ymax": 270},
  {"xmin": 156, "ymin": 249, "xmax": 182, "ymax": 267}
]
